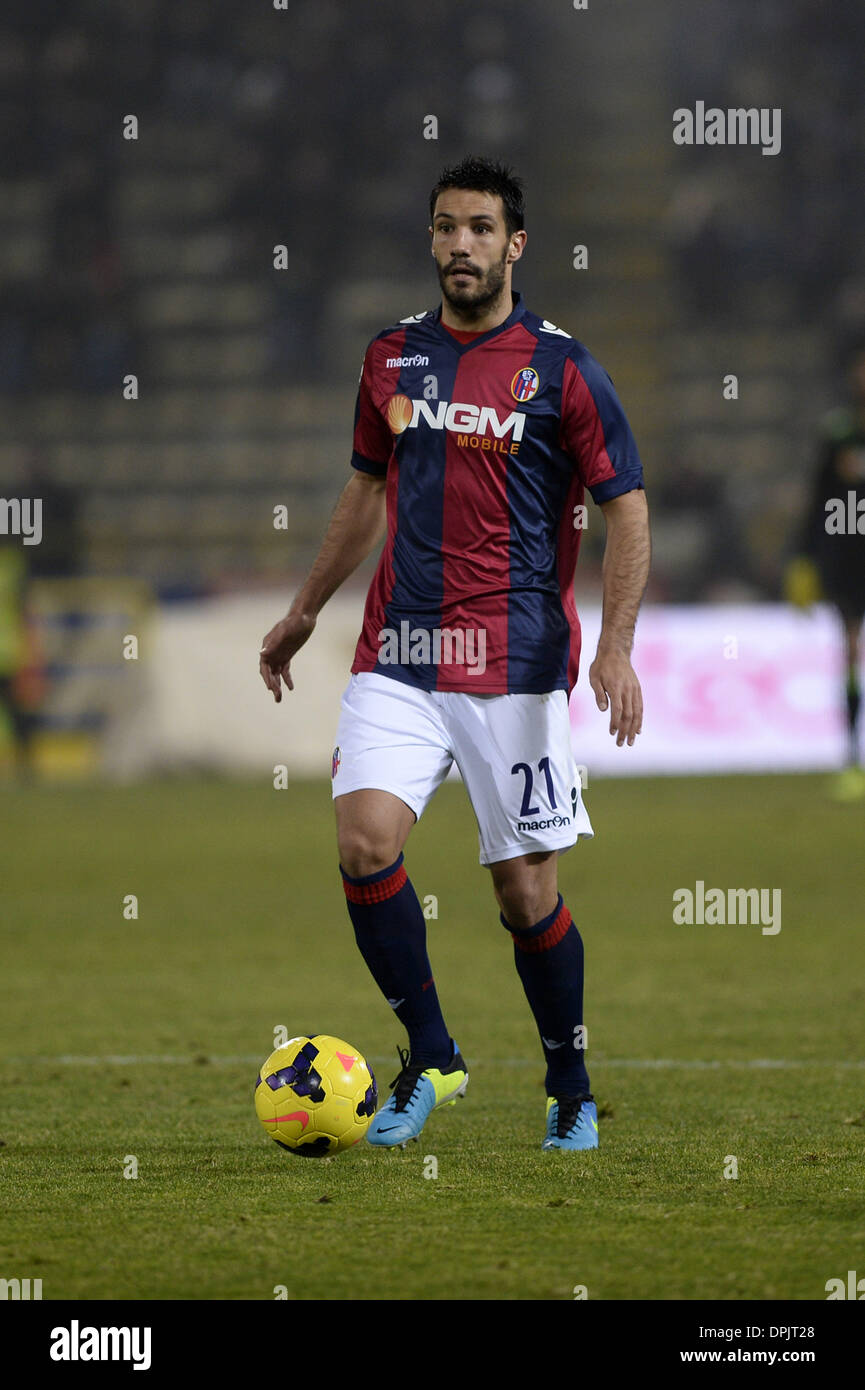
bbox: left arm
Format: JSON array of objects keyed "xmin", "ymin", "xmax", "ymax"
[{"xmin": 588, "ymin": 488, "xmax": 650, "ymax": 747}]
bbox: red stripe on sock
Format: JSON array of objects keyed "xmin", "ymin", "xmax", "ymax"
[
  {"xmin": 512, "ymin": 903, "xmax": 572, "ymax": 954},
  {"xmin": 342, "ymin": 863, "xmax": 408, "ymax": 905}
]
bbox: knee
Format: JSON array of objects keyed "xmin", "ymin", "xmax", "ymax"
[
  {"xmin": 337, "ymin": 826, "xmax": 399, "ymax": 880},
  {"xmin": 495, "ymin": 879, "xmax": 559, "ymax": 930}
]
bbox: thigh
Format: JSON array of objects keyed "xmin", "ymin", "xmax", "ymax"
[
  {"xmin": 331, "ymin": 672, "xmax": 453, "ymax": 822},
  {"xmin": 444, "ymin": 689, "xmax": 593, "ymax": 866}
]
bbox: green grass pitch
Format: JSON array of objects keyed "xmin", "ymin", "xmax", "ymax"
[{"xmin": 0, "ymin": 773, "xmax": 863, "ymax": 1301}]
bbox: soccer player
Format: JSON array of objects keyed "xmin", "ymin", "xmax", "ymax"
[
  {"xmin": 260, "ymin": 157, "xmax": 650, "ymax": 1150},
  {"xmin": 786, "ymin": 338, "xmax": 865, "ymax": 799}
]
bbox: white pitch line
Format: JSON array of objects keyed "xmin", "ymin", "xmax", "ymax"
[{"xmin": 2, "ymin": 1055, "xmax": 864, "ymax": 1070}]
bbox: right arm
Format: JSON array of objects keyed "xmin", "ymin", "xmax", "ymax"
[{"xmin": 259, "ymin": 469, "xmax": 387, "ymax": 701}]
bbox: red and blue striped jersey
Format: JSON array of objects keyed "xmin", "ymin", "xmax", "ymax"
[{"xmin": 349, "ymin": 292, "xmax": 643, "ymax": 694}]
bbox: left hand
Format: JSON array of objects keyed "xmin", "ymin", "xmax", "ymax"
[{"xmin": 589, "ymin": 646, "xmax": 643, "ymax": 747}]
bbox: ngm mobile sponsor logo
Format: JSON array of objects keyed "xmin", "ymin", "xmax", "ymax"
[{"xmin": 387, "ymin": 394, "xmax": 526, "ymax": 454}]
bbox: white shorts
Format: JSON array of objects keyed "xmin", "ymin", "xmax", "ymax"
[{"xmin": 331, "ymin": 672, "xmax": 593, "ymax": 866}]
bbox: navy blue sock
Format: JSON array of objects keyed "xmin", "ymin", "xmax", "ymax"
[
  {"xmin": 341, "ymin": 853, "xmax": 452, "ymax": 1069},
  {"xmin": 504, "ymin": 894, "xmax": 591, "ymax": 1099}
]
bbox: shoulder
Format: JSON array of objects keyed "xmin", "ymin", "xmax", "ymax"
[
  {"xmin": 521, "ymin": 310, "xmax": 610, "ymax": 378},
  {"xmin": 367, "ymin": 309, "xmax": 436, "ymax": 349},
  {"xmin": 360, "ymin": 310, "xmax": 437, "ymax": 375},
  {"xmin": 520, "ymin": 308, "xmax": 576, "ymax": 351}
]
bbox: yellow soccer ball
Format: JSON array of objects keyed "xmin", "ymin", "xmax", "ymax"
[{"xmin": 254, "ymin": 1035, "xmax": 377, "ymax": 1157}]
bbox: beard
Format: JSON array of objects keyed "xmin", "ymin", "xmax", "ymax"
[{"xmin": 436, "ymin": 247, "xmax": 509, "ymax": 320}]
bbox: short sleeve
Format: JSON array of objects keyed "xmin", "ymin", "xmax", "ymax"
[
  {"xmin": 351, "ymin": 344, "xmax": 392, "ymax": 476},
  {"xmin": 559, "ymin": 350, "xmax": 644, "ymax": 504}
]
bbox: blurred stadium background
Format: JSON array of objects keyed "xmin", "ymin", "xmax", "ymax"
[{"xmin": 1, "ymin": 0, "xmax": 864, "ymax": 779}]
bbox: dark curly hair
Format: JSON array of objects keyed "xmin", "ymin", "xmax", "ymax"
[{"xmin": 429, "ymin": 156, "xmax": 525, "ymax": 238}]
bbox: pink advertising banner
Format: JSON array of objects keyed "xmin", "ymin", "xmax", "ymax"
[{"xmin": 569, "ymin": 605, "xmax": 849, "ymax": 776}]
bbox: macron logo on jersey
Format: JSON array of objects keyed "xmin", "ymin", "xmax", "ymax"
[
  {"xmin": 387, "ymin": 395, "xmax": 527, "ymax": 452},
  {"xmin": 385, "ymin": 354, "xmax": 430, "ymax": 368}
]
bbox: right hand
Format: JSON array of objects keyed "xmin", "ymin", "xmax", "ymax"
[{"xmin": 259, "ymin": 611, "xmax": 316, "ymax": 702}]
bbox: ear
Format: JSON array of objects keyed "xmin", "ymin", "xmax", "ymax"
[{"xmin": 507, "ymin": 230, "xmax": 527, "ymax": 263}]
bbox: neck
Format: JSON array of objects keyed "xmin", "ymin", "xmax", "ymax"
[{"xmin": 440, "ymin": 287, "xmax": 515, "ymax": 335}]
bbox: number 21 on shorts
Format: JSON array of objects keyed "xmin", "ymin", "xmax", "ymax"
[{"xmin": 511, "ymin": 756, "xmax": 557, "ymax": 816}]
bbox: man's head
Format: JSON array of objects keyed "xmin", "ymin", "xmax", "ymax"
[{"xmin": 428, "ymin": 156, "xmax": 527, "ymax": 321}]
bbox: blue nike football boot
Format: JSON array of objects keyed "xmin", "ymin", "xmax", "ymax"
[
  {"xmin": 366, "ymin": 1044, "xmax": 468, "ymax": 1148},
  {"xmin": 542, "ymin": 1095, "xmax": 599, "ymax": 1150}
]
